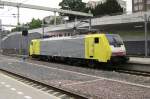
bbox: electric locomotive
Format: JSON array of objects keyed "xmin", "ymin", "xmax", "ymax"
[{"xmin": 29, "ymin": 33, "xmax": 128, "ymax": 65}]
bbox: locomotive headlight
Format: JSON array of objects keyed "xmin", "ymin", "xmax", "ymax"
[
  {"xmin": 110, "ymin": 45, "xmax": 126, "ymax": 56},
  {"xmin": 112, "ymin": 51, "xmax": 126, "ymax": 56}
]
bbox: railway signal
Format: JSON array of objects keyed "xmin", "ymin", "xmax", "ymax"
[{"xmin": 22, "ymin": 29, "xmax": 28, "ymax": 36}]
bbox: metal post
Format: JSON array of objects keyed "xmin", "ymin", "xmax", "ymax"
[
  {"xmin": 17, "ymin": 6, "xmax": 21, "ymax": 55},
  {"xmin": 20, "ymin": 34, "xmax": 23, "ymax": 55},
  {"xmin": 89, "ymin": 18, "xmax": 91, "ymax": 31},
  {"xmin": 73, "ymin": 16, "xmax": 77, "ymax": 35},
  {"xmin": 54, "ymin": 11, "xmax": 56, "ymax": 25},
  {"xmin": 42, "ymin": 19, "xmax": 44, "ymax": 38},
  {"xmin": 17, "ymin": 6, "xmax": 20, "ymax": 25},
  {"xmin": 144, "ymin": 14, "xmax": 148, "ymax": 57},
  {"xmin": 88, "ymin": 10, "xmax": 92, "ymax": 31},
  {"xmin": 25, "ymin": 35, "xmax": 29, "ymax": 56},
  {"xmin": 74, "ymin": 16, "xmax": 77, "ymax": 24}
]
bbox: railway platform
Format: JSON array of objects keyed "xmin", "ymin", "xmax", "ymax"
[
  {"xmin": 0, "ymin": 71, "xmax": 59, "ymax": 99},
  {"xmin": 129, "ymin": 57, "xmax": 150, "ymax": 65},
  {"xmin": 0, "ymin": 55, "xmax": 150, "ymax": 99}
]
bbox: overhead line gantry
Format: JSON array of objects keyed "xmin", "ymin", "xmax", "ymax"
[{"xmin": 0, "ymin": 1, "xmax": 93, "ymax": 17}]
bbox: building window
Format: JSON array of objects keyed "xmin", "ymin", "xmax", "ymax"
[
  {"xmin": 139, "ymin": 4, "xmax": 143, "ymax": 10},
  {"xmin": 139, "ymin": 0, "xmax": 143, "ymax": 3},
  {"xmin": 134, "ymin": 0, "xmax": 138, "ymax": 4},
  {"xmin": 147, "ymin": 1, "xmax": 150, "ymax": 4},
  {"xmin": 134, "ymin": 5, "xmax": 139, "ymax": 11},
  {"xmin": 147, "ymin": 5, "xmax": 150, "ymax": 10}
]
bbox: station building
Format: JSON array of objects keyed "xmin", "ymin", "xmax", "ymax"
[{"xmin": 132, "ymin": 0, "xmax": 150, "ymax": 12}]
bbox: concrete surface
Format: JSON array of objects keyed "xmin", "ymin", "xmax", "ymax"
[
  {"xmin": 0, "ymin": 72, "xmax": 59, "ymax": 99},
  {"xmin": 129, "ymin": 57, "xmax": 150, "ymax": 65}
]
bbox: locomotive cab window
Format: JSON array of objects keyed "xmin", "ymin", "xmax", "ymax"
[{"xmin": 94, "ymin": 37, "xmax": 99, "ymax": 44}]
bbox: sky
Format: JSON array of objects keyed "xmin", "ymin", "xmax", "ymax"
[{"xmin": 0, "ymin": 0, "xmax": 132, "ymax": 30}]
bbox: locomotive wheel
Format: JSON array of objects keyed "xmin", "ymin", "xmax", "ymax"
[{"xmin": 87, "ymin": 60, "xmax": 95, "ymax": 68}]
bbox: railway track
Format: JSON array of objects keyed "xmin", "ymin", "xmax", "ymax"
[
  {"xmin": 116, "ymin": 69, "xmax": 150, "ymax": 77},
  {"xmin": 29, "ymin": 58, "xmax": 150, "ymax": 77},
  {"xmin": 1, "ymin": 54, "xmax": 150, "ymax": 98},
  {"xmin": 0, "ymin": 69, "xmax": 87, "ymax": 99},
  {"xmin": 3, "ymin": 53, "xmax": 150, "ymax": 77},
  {"xmin": 113, "ymin": 63, "xmax": 150, "ymax": 76},
  {"xmin": 24, "ymin": 53, "xmax": 150, "ymax": 76}
]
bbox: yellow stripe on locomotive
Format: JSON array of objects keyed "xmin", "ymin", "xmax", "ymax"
[{"xmin": 29, "ymin": 39, "xmax": 40, "ymax": 56}]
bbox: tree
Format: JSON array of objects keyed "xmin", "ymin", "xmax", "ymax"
[
  {"xmin": 92, "ymin": 3, "xmax": 104, "ymax": 16},
  {"xmin": 11, "ymin": 18, "xmax": 42, "ymax": 32},
  {"xmin": 11, "ymin": 23, "xmax": 22, "ymax": 32},
  {"xmin": 29, "ymin": 18, "xmax": 42, "ymax": 29},
  {"xmin": 104, "ymin": 0, "xmax": 123, "ymax": 15},
  {"xmin": 59, "ymin": 0, "xmax": 88, "ymax": 20},
  {"xmin": 91, "ymin": 0, "xmax": 123, "ymax": 16}
]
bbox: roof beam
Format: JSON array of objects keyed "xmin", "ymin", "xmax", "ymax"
[
  {"xmin": 0, "ymin": 1, "xmax": 93, "ymax": 17},
  {"xmin": 0, "ymin": 24, "xmax": 19, "ymax": 27},
  {"xmin": 0, "ymin": 24, "xmax": 29, "ymax": 28}
]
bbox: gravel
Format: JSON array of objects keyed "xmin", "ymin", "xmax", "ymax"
[
  {"xmin": 0, "ymin": 55, "xmax": 150, "ymax": 99},
  {"xmin": 26, "ymin": 58, "xmax": 150, "ymax": 87}
]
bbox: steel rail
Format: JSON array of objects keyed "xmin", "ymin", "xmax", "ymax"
[
  {"xmin": 2, "ymin": 54, "xmax": 150, "ymax": 77},
  {"xmin": 0, "ymin": 69, "xmax": 88, "ymax": 99},
  {"xmin": 111, "ymin": 63, "xmax": 150, "ymax": 76},
  {"xmin": 3, "ymin": 53, "xmax": 150, "ymax": 76}
]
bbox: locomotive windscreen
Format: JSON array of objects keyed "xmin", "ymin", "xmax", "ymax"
[{"xmin": 106, "ymin": 34, "xmax": 123, "ymax": 47}]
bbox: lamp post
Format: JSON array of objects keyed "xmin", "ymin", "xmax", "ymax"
[
  {"xmin": 144, "ymin": 14, "xmax": 150, "ymax": 57},
  {"xmin": 88, "ymin": 10, "xmax": 92, "ymax": 31},
  {"xmin": 17, "ymin": 6, "xmax": 20, "ymax": 25},
  {"xmin": 42, "ymin": 19, "xmax": 45, "ymax": 38},
  {"xmin": 54, "ymin": 11, "xmax": 56, "ymax": 25}
]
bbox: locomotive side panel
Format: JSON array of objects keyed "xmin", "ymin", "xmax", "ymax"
[
  {"xmin": 30, "ymin": 39, "xmax": 40, "ymax": 55},
  {"xmin": 85, "ymin": 34, "xmax": 111, "ymax": 62},
  {"xmin": 40, "ymin": 37, "xmax": 85, "ymax": 58}
]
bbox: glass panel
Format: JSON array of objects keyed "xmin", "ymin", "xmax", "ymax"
[
  {"xmin": 94, "ymin": 37, "xmax": 99, "ymax": 44},
  {"xmin": 106, "ymin": 34, "xmax": 123, "ymax": 46}
]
